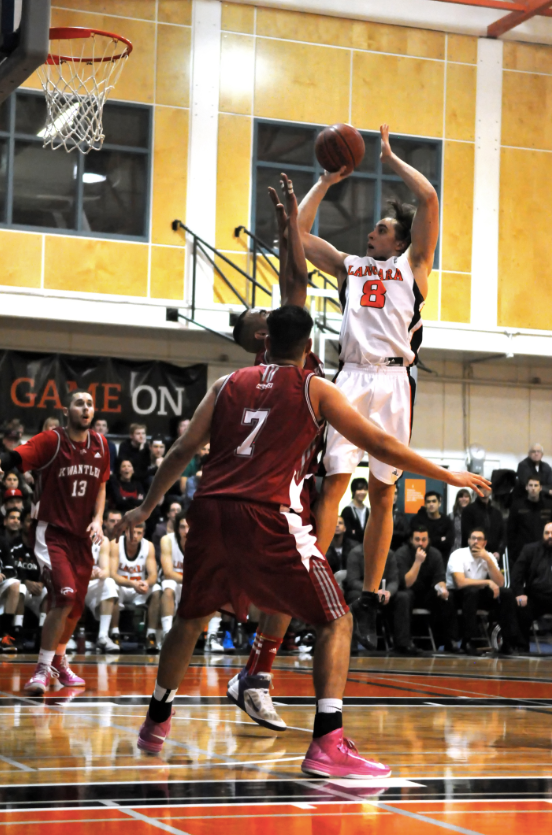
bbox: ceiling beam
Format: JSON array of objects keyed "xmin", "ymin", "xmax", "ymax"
[
  {"xmin": 488, "ymin": 0, "xmax": 552, "ymax": 36},
  {"xmin": 439, "ymin": 0, "xmax": 552, "ymax": 16}
]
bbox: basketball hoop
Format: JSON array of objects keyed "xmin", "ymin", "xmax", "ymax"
[{"xmin": 37, "ymin": 27, "xmax": 132, "ymax": 154}]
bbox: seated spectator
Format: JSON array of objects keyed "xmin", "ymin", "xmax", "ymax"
[
  {"xmin": 152, "ymin": 500, "xmax": 182, "ymax": 559},
  {"xmin": 0, "ymin": 421, "xmax": 23, "ymax": 456},
  {"xmin": 410, "ymin": 491, "xmax": 454, "ymax": 565},
  {"xmin": 42, "ymin": 417, "xmax": 60, "ymax": 432},
  {"xmin": 346, "ymin": 546, "xmax": 398, "ymax": 650},
  {"xmin": 103, "ymin": 509, "xmax": 123, "ymax": 540},
  {"xmin": 507, "ymin": 477, "xmax": 552, "ymax": 563},
  {"xmin": 461, "ymin": 486, "xmax": 504, "ymax": 557},
  {"xmin": 446, "ymin": 527, "xmax": 522, "ymax": 655},
  {"xmin": 326, "ymin": 516, "xmax": 356, "ymax": 579},
  {"xmin": 450, "ymin": 488, "xmax": 471, "ymax": 553},
  {"xmin": 109, "ymin": 523, "xmax": 161, "ymax": 653},
  {"xmin": 2, "ymin": 469, "xmax": 31, "ymax": 504},
  {"xmin": 0, "ymin": 539, "xmax": 20, "ymax": 652},
  {"xmin": 160, "ymin": 511, "xmax": 188, "ymax": 639},
  {"xmin": 516, "ymin": 443, "xmax": 552, "ymax": 498},
  {"xmin": 341, "ymin": 477, "xmax": 369, "ymax": 544},
  {"xmin": 180, "ymin": 443, "xmax": 210, "ymax": 496},
  {"xmin": 393, "ymin": 526, "xmax": 456, "ymax": 656},
  {"xmin": 11, "ymin": 511, "xmax": 47, "ymax": 644},
  {"xmin": 512, "ymin": 521, "xmax": 552, "ymax": 651},
  {"xmin": 391, "ymin": 486, "xmax": 409, "ymax": 551},
  {"xmin": 107, "ymin": 459, "xmax": 144, "ymax": 512},
  {"xmin": 176, "ymin": 419, "xmax": 190, "ymax": 438},
  {"xmin": 85, "ymin": 536, "xmax": 119, "ymax": 652},
  {"xmin": 93, "ymin": 418, "xmax": 117, "ymax": 473},
  {"xmin": 1, "ymin": 507, "xmax": 22, "ymax": 550},
  {"xmin": 117, "ymin": 423, "xmax": 150, "ymax": 484}
]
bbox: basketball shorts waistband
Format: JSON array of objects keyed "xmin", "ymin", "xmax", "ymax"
[{"xmin": 341, "ymin": 362, "xmax": 408, "ymax": 375}]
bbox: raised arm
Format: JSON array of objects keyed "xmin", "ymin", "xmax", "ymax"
[
  {"xmin": 297, "ymin": 168, "xmax": 350, "ymax": 286},
  {"xmin": 268, "ymin": 173, "xmax": 309, "ymax": 308},
  {"xmin": 310, "ymin": 376, "xmax": 490, "ymax": 494},
  {"xmin": 380, "ymin": 124, "xmax": 439, "ymax": 299}
]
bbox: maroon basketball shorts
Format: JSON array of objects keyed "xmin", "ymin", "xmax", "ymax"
[
  {"xmin": 178, "ymin": 497, "xmax": 348, "ymax": 624},
  {"xmin": 34, "ymin": 521, "xmax": 94, "ymax": 619}
]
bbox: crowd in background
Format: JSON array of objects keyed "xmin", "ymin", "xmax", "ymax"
[{"xmin": 1, "ymin": 417, "xmax": 552, "ymax": 658}]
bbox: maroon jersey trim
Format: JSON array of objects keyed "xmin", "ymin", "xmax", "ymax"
[
  {"xmin": 304, "ymin": 373, "xmax": 320, "ymax": 430},
  {"xmin": 34, "ymin": 431, "xmax": 61, "ymax": 472},
  {"xmin": 215, "ymin": 374, "xmax": 232, "ymax": 405}
]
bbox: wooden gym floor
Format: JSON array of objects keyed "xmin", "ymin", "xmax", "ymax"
[{"xmin": 0, "ymin": 653, "xmax": 551, "ymax": 833}]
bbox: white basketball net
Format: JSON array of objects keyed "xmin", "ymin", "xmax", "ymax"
[{"xmin": 37, "ymin": 32, "xmax": 130, "ymax": 154}]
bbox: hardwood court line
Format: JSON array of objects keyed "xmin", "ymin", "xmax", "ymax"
[
  {"xmin": 100, "ymin": 800, "xmax": 192, "ymax": 835},
  {"xmin": 372, "ymin": 802, "xmax": 486, "ymax": 834},
  {"xmin": 349, "ymin": 666, "xmax": 552, "ymax": 684},
  {"xmin": 0, "ymin": 755, "xmax": 35, "ymax": 773},
  {"xmin": 365, "ymin": 672, "xmax": 552, "ymax": 702}
]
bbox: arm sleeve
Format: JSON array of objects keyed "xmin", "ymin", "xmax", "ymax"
[
  {"xmin": 101, "ymin": 447, "xmax": 110, "ymax": 483},
  {"xmin": 394, "ymin": 546, "xmax": 410, "ymax": 590},
  {"xmin": 429, "ymin": 549, "xmax": 446, "ymax": 586},
  {"xmin": 15, "ymin": 431, "xmax": 60, "ymax": 473},
  {"xmin": 510, "ymin": 546, "xmax": 529, "ymax": 596},
  {"xmin": 344, "ymin": 546, "xmax": 364, "ymax": 593}
]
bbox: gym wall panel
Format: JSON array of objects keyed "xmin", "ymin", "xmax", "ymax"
[
  {"xmin": 445, "ymin": 63, "xmax": 476, "ymax": 142},
  {"xmin": 441, "ymin": 141, "xmax": 474, "ymax": 274},
  {"xmin": 352, "ymin": 52, "xmax": 444, "ymax": 136},
  {"xmin": 222, "ymin": 2, "xmax": 255, "ymax": 34},
  {"xmin": 254, "ymin": 38, "xmax": 350, "ymax": 124},
  {"xmin": 421, "ymin": 271, "xmax": 440, "ymax": 321},
  {"xmin": 503, "ymin": 41, "xmax": 552, "ymax": 74},
  {"xmin": 156, "ymin": 23, "xmax": 192, "ymax": 108},
  {"xmin": 498, "ymin": 147, "xmax": 552, "ymax": 330},
  {"xmin": 158, "ymin": 0, "xmax": 192, "ymax": 26},
  {"xmin": 355, "ymin": 20, "xmax": 445, "ymax": 60},
  {"xmin": 219, "ymin": 33, "xmax": 255, "ymax": 114},
  {"xmin": 256, "ymin": 7, "xmax": 354, "ymax": 48},
  {"xmin": 502, "ymin": 71, "xmax": 552, "ymax": 152},
  {"xmin": 470, "ymin": 383, "xmax": 529, "ymax": 455},
  {"xmin": 215, "ymin": 114, "xmax": 252, "ymax": 252},
  {"xmin": 151, "ymin": 107, "xmax": 189, "ymax": 246},
  {"xmin": 44, "ymin": 238, "xmax": 148, "ymax": 296},
  {"xmin": 150, "ymin": 246, "xmax": 186, "ymax": 301},
  {"xmin": 0, "ymin": 231, "xmax": 42, "ymax": 289},
  {"xmin": 54, "ymin": 1, "xmax": 155, "ymax": 19},
  {"xmin": 441, "ymin": 272, "xmax": 471, "ymax": 324},
  {"xmin": 447, "ymin": 34, "xmax": 477, "ymax": 65},
  {"xmin": 213, "ymin": 253, "xmax": 249, "ymax": 304}
]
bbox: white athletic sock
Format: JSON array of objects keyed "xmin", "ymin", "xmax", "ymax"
[
  {"xmin": 39, "ymin": 613, "xmax": 46, "ymax": 627},
  {"xmin": 14, "ymin": 615, "xmax": 23, "ymax": 627},
  {"xmin": 207, "ymin": 615, "xmax": 221, "ymax": 637},
  {"xmin": 161, "ymin": 616, "xmax": 173, "ymax": 634},
  {"xmin": 317, "ymin": 698, "xmax": 343, "ymax": 714},
  {"xmin": 146, "ymin": 628, "xmax": 156, "ymax": 637},
  {"xmin": 111, "ymin": 627, "xmax": 120, "ymax": 635},
  {"xmin": 98, "ymin": 614, "xmax": 111, "ymax": 640},
  {"xmin": 153, "ymin": 681, "xmax": 177, "ymax": 703},
  {"xmin": 38, "ymin": 649, "xmax": 55, "ymax": 667}
]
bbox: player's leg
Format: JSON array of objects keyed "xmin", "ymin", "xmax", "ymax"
[
  {"xmin": 314, "ymin": 473, "xmax": 352, "ymax": 554},
  {"xmin": 160, "ymin": 581, "xmax": 176, "ymax": 638},
  {"xmin": 51, "ymin": 549, "xmax": 95, "ymax": 688},
  {"xmin": 95, "ymin": 578, "xmax": 119, "ymax": 653},
  {"xmin": 145, "ymin": 586, "xmax": 162, "ymax": 653},
  {"xmin": 0, "ymin": 578, "xmax": 21, "ymax": 652}
]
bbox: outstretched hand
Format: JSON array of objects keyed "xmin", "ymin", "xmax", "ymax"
[
  {"xmin": 268, "ymin": 185, "xmax": 288, "ymax": 237},
  {"xmin": 380, "ymin": 123, "xmax": 393, "ymax": 165},
  {"xmin": 114, "ymin": 505, "xmax": 149, "ymax": 542},
  {"xmin": 447, "ymin": 472, "xmax": 491, "ymax": 497},
  {"xmin": 320, "ymin": 164, "xmax": 350, "ymax": 186}
]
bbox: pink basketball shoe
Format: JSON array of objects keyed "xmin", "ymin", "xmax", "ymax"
[
  {"xmin": 52, "ymin": 654, "xmax": 85, "ymax": 687},
  {"xmin": 23, "ymin": 662, "xmax": 58, "ymax": 695},
  {"xmin": 301, "ymin": 729, "xmax": 391, "ymax": 779},
  {"xmin": 137, "ymin": 711, "xmax": 174, "ymax": 754}
]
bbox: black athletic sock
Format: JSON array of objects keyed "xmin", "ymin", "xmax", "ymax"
[
  {"xmin": 0, "ymin": 613, "xmax": 12, "ymax": 636},
  {"xmin": 313, "ymin": 709, "xmax": 343, "ymax": 739},
  {"xmin": 359, "ymin": 590, "xmax": 379, "ymax": 607},
  {"xmin": 148, "ymin": 693, "xmax": 173, "ymax": 723}
]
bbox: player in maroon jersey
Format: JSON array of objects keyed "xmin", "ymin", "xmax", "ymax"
[
  {"xmin": 0, "ymin": 391, "xmax": 110, "ymax": 695},
  {"xmin": 118, "ymin": 306, "xmax": 488, "ymax": 777}
]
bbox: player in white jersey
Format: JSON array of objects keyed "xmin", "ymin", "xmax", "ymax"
[
  {"xmin": 160, "ymin": 511, "xmax": 188, "ymax": 639},
  {"xmin": 109, "ymin": 522, "xmax": 161, "ymax": 654},
  {"xmin": 298, "ymin": 124, "xmax": 439, "ymax": 649},
  {"xmin": 85, "ymin": 537, "xmax": 119, "ymax": 653}
]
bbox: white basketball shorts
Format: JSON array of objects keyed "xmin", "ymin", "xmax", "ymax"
[
  {"xmin": 118, "ymin": 583, "xmax": 161, "ymax": 609},
  {"xmin": 161, "ymin": 578, "xmax": 182, "ymax": 608},
  {"xmin": 323, "ymin": 363, "xmax": 412, "ymax": 484},
  {"xmin": 19, "ymin": 584, "xmax": 48, "ymax": 618},
  {"xmin": 85, "ymin": 577, "xmax": 119, "ymax": 618}
]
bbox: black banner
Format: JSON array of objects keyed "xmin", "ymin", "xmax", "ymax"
[{"xmin": 0, "ymin": 350, "xmax": 207, "ymax": 437}]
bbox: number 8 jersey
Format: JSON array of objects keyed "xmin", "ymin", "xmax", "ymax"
[
  {"xmin": 195, "ymin": 364, "xmax": 323, "ymax": 512},
  {"xmin": 340, "ymin": 252, "xmax": 424, "ymax": 366}
]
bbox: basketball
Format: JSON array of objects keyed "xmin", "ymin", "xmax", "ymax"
[{"xmin": 315, "ymin": 123, "xmax": 365, "ymax": 174}]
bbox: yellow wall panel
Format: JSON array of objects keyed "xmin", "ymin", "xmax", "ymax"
[
  {"xmin": 221, "ymin": 3, "xmax": 255, "ymax": 34},
  {"xmin": 156, "ymin": 24, "xmax": 191, "ymax": 108},
  {"xmin": 421, "ymin": 271, "xmax": 440, "ymax": 321},
  {"xmin": 353, "ymin": 21, "xmax": 445, "ymax": 60},
  {"xmin": 441, "ymin": 272, "xmax": 471, "ymax": 323},
  {"xmin": 503, "ymin": 41, "xmax": 552, "ymax": 74},
  {"xmin": 352, "ymin": 52, "xmax": 444, "ymax": 136},
  {"xmin": 498, "ymin": 148, "xmax": 552, "ymax": 330},
  {"xmin": 216, "ymin": 114, "xmax": 252, "ymax": 252},
  {"xmin": 0, "ymin": 231, "xmax": 42, "ymax": 288},
  {"xmin": 219, "ymin": 34, "xmax": 254, "ymax": 115},
  {"xmin": 502, "ymin": 71, "xmax": 552, "ymax": 151},
  {"xmin": 150, "ymin": 246, "xmax": 185, "ymax": 300},
  {"xmin": 44, "ymin": 238, "xmax": 148, "ymax": 296},
  {"xmin": 152, "ymin": 107, "xmax": 189, "ymax": 245},
  {"xmin": 255, "ymin": 38, "xmax": 350, "ymax": 124},
  {"xmin": 445, "ymin": 63, "xmax": 476, "ymax": 141},
  {"xmin": 441, "ymin": 141, "xmax": 474, "ymax": 274},
  {"xmin": 447, "ymin": 34, "xmax": 477, "ymax": 65},
  {"xmin": 158, "ymin": 0, "xmax": 192, "ymax": 26},
  {"xmin": 52, "ymin": 1, "xmax": 155, "ymax": 19},
  {"xmin": 213, "ymin": 253, "xmax": 249, "ymax": 304},
  {"xmin": 257, "ymin": 8, "xmax": 353, "ymax": 48}
]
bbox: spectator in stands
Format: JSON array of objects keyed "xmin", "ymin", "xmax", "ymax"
[
  {"xmin": 1, "ymin": 488, "xmax": 25, "ymax": 519},
  {"xmin": 107, "ymin": 459, "xmax": 144, "ymax": 512},
  {"xmin": 341, "ymin": 477, "xmax": 370, "ymax": 544},
  {"xmin": 93, "ymin": 418, "xmax": 117, "ymax": 473},
  {"xmin": 393, "ymin": 526, "xmax": 455, "ymax": 655},
  {"xmin": 117, "ymin": 423, "xmax": 150, "ymax": 484},
  {"xmin": 517, "ymin": 444, "xmax": 552, "ymax": 497},
  {"xmin": 326, "ymin": 516, "xmax": 356, "ymax": 576},
  {"xmin": 450, "ymin": 488, "xmax": 471, "ymax": 552},
  {"xmin": 85, "ymin": 536, "xmax": 119, "ymax": 653},
  {"xmin": 446, "ymin": 527, "xmax": 522, "ymax": 655},
  {"xmin": 103, "ymin": 509, "xmax": 123, "ymax": 540},
  {"xmin": 391, "ymin": 486, "xmax": 409, "ymax": 551},
  {"xmin": 410, "ymin": 491, "xmax": 454, "ymax": 565},
  {"xmin": 0, "ymin": 422, "xmax": 23, "ymax": 455},
  {"xmin": 512, "ymin": 521, "xmax": 552, "ymax": 650},
  {"xmin": 180, "ymin": 443, "xmax": 210, "ymax": 496},
  {"xmin": 177, "ymin": 419, "xmax": 190, "ymax": 438},
  {"xmin": 152, "ymin": 500, "xmax": 183, "ymax": 559},
  {"xmin": 42, "ymin": 417, "xmax": 59, "ymax": 432},
  {"xmin": 461, "ymin": 486, "xmax": 504, "ymax": 557},
  {"xmin": 160, "ymin": 511, "xmax": 188, "ymax": 639},
  {"xmin": 507, "ymin": 476, "xmax": 552, "ymax": 562},
  {"xmin": 0, "ymin": 539, "xmax": 20, "ymax": 652},
  {"xmin": 181, "ymin": 445, "xmax": 210, "ymax": 511},
  {"xmin": 11, "ymin": 511, "xmax": 47, "ymax": 645},
  {"xmin": 1, "ymin": 508, "xmax": 22, "ymax": 550},
  {"xmin": 109, "ymin": 522, "xmax": 161, "ymax": 653},
  {"xmin": 345, "ymin": 548, "xmax": 398, "ymax": 650},
  {"xmin": 2, "ymin": 469, "xmax": 31, "ymax": 504}
]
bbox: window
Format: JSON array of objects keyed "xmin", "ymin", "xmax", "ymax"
[
  {"xmin": 0, "ymin": 91, "xmax": 152, "ymax": 240},
  {"xmin": 253, "ymin": 120, "xmax": 441, "ymax": 261}
]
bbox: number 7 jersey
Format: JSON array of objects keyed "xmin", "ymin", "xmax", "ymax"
[
  {"xmin": 195, "ymin": 364, "xmax": 323, "ymax": 512},
  {"xmin": 340, "ymin": 251, "xmax": 424, "ymax": 366}
]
